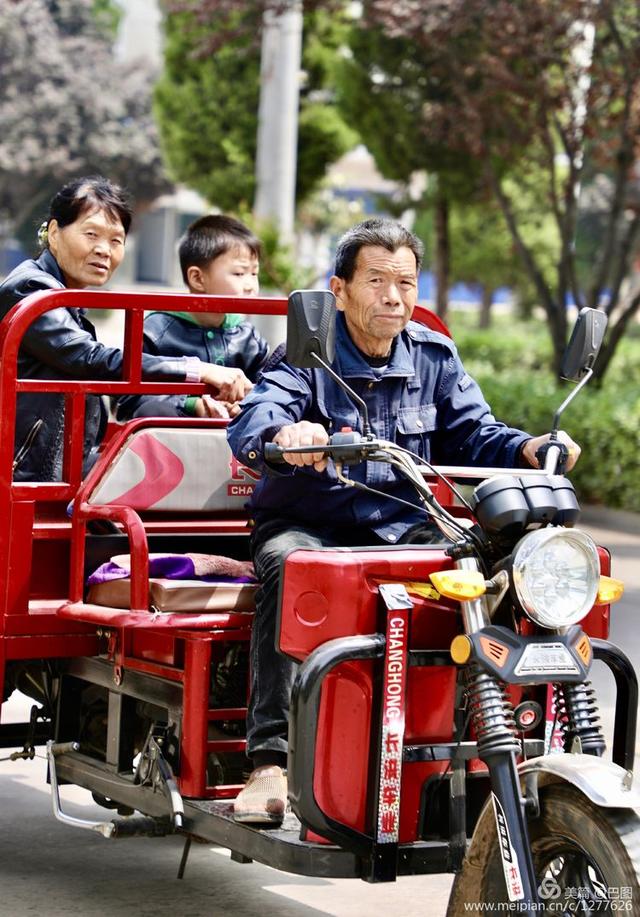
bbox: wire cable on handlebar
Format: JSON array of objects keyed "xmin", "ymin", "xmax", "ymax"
[
  {"xmin": 368, "ymin": 444, "xmax": 487, "ymax": 555},
  {"xmin": 334, "ymin": 470, "xmax": 476, "ymax": 547},
  {"xmin": 344, "ymin": 440, "xmax": 486, "ymax": 567},
  {"xmin": 270, "ymin": 437, "xmax": 488, "ymax": 562},
  {"xmin": 399, "ymin": 448, "xmax": 474, "ymax": 514},
  {"xmin": 365, "ymin": 442, "xmax": 489, "ymax": 561}
]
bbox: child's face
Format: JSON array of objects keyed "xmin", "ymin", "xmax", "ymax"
[{"xmin": 187, "ymin": 244, "xmax": 260, "ymax": 327}]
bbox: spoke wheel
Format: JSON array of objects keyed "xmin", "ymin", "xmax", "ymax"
[{"xmin": 447, "ymin": 783, "xmax": 640, "ymax": 915}]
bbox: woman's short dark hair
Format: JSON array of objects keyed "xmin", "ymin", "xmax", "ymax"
[
  {"xmin": 179, "ymin": 214, "xmax": 261, "ymax": 285},
  {"xmin": 43, "ymin": 176, "xmax": 133, "ymax": 242},
  {"xmin": 334, "ymin": 218, "xmax": 424, "ymax": 281}
]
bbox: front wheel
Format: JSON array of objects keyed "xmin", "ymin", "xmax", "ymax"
[{"xmin": 447, "ymin": 783, "xmax": 640, "ymax": 914}]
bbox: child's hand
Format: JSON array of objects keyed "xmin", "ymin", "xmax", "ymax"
[
  {"xmin": 199, "ymin": 364, "xmax": 252, "ymax": 403},
  {"xmin": 195, "ymin": 396, "xmax": 230, "ymax": 419}
]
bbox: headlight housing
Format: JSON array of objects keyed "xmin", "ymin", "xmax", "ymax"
[{"xmin": 512, "ymin": 528, "xmax": 599, "ymax": 629}]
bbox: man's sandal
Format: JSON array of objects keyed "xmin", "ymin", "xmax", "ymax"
[{"xmin": 232, "ymin": 766, "xmax": 288, "ymax": 825}]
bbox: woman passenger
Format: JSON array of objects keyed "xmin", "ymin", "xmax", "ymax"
[{"xmin": 0, "ymin": 176, "xmax": 251, "ymax": 481}]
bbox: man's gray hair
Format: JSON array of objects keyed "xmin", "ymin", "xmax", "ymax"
[{"xmin": 334, "ymin": 218, "xmax": 424, "ymax": 281}]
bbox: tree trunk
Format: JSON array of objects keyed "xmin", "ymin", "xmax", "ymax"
[
  {"xmin": 549, "ymin": 307, "xmax": 568, "ymax": 378},
  {"xmin": 478, "ymin": 285, "xmax": 492, "ymax": 329},
  {"xmin": 434, "ymin": 191, "xmax": 450, "ymax": 321},
  {"xmin": 592, "ymin": 291, "xmax": 640, "ymax": 381}
]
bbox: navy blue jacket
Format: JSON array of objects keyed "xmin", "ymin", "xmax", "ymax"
[
  {"xmin": 227, "ymin": 312, "xmax": 531, "ymax": 542},
  {"xmin": 116, "ymin": 311, "xmax": 269, "ymax": 419}
]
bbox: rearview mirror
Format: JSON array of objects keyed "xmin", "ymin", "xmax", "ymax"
[
  {"xmin": 286, "ymin": 289, "xmax": 336, "ymax": 368},
  {"xmin": 560, "ymin": 308, "xmax": 607, "ymax": 381}
]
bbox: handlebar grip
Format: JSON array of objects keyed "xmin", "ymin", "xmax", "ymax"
[
  {"xmin": 264, "ymin": 443, "xmax": 286, "ymax": 463},
  {"xmin": 535, "ymin": 440, "xmax": 569, "ymax": 475}
]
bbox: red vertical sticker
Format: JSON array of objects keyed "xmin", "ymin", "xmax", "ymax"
[{"xmin": 376, "ymin": 606, "xmax": 410, "ymax": 844}]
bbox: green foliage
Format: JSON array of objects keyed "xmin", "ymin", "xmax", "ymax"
[
  {"xmin": 0, "ymin": 0, "xmax": 170, "ymax": 245},
  {"xmin": 336, "ymin": 25, "xmax": 482, "ymax": 189},
  {"xmin": 92, "ymin": 0, "xmax": 122, "ymax": 37},
  {"xmin": 414, "ymin": 191, "xmax": 559, "ymax": 315},
  {"xmin": 154, "ymin": 5, "xmax": 356, "ymax": 211},
  {"xmin": 448, "ymin": 313, "xmax": 553, "ymax": 375},
  {"xmin": 154, "ymin": 9, "xmax": 260, "ymax": 212},
  {"xmin": 297, "ymin": 103, "xmax": 358, "ymax": 202},
  {"xmin": 348, "ymin": 3, "xmax": 640, "ymax": 378},
  {"xmin": 240, "ymin": 212, "xmax": 315, "ymax": 293},
  {"xmin": 452, "ymin": 315, "xmax": 640, "ymax": 510}
]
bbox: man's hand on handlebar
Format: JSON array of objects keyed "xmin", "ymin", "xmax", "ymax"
[
  {"xmin": 199, "ymin": 364, "xmax": 252, "ymax": 404},
  {"xmin": 272, "ymin": 422, "xmax": 330, "ymax": 471},
  {"xmin": 522, "ymin": 431, "xmax": 581, "ymax": 472}
]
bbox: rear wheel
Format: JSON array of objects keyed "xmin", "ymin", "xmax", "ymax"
[{"xmin": 447, "ymin": 783, "xmax": 640, "ymax": 914}]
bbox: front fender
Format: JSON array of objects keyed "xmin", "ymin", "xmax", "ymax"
[{"xmin": 519, "ymin": 753, "xmax": 640, "ymax": 809}]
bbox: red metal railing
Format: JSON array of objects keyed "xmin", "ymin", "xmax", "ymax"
[{"xmin": 0, "ymin": 289, "xmax": 290, "ymax": 501}]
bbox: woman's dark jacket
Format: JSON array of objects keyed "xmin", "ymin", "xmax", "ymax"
[{"xmin": 0, "ymin": 250, "xmax": 198, "ymax": 481}]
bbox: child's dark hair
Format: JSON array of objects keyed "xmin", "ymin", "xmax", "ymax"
[
  {"xmin": 179, "ymin": 215, "xmax": 261, "ymax": 285},
  {"xmin": 40, "ymin": 176, "xmax": 133, "ymax": 248}
]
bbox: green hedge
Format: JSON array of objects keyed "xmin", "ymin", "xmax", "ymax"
[{"xmin": 449, "ymin": 315, "xmax": 640, "ymax": 512}]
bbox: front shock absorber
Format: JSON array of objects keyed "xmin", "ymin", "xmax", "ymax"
[
  {"xmin": 466, "ymin": 665, "xmax": 520, "ymax": 758},
  {"xmin": 554, "ymin": 681, "xmax": 606, "ymax": 756}
]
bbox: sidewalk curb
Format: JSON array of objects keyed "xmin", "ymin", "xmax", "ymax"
[{"xmin": 580, "ymin": 504, "xmax": 640, "ymax": 536}]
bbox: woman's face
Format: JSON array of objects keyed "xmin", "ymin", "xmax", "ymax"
[{"xmin": 47, "ymin": 207, "xmax": 126, "ymax": 289}]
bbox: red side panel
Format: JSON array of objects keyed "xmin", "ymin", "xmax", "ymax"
[
  {"xmin": 279, "ymin": 548, "xmax": 455, "ymax": 661},
  {"xmin": 311, "ymin": 662, "xmax": 458, "ymax": 843},
  {"xmin": 405, "ymin": 666, "xmax": 457, "ymax": 743},
  {"xmin": 313, "ymin": 661, "xmax": 375, "ymax": 833},
  {"xmin": 399, "ymin": 761, "xmax": 449, "ymax": 843},
  {"xmin": 282, "ymin": 548, "xmax": 459, "ymax": 843}
]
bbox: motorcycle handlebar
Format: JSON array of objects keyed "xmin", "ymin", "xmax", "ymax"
[
  {"xmin": 264, "ymin": 431, "xmax": 374, "ymax": 465},
  {"xmin": 264, "ymin": 442, "xmax": 287, "ymax": 463}
]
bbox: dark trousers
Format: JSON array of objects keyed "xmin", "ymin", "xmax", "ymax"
[{"xmin": 246, "ymin": 518, "xmax": 445, "ymax": 766}]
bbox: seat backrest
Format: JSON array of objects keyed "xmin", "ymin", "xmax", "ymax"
[{"xmin": 87, "ymin": 427, "xmax": 259, "ymax": 513}]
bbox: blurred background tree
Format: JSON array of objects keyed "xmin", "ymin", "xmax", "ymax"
[
  {"xmin": 0, "ymin": 0, "xmax": 170, "ymax": 250},
  {"xmin": 334, "ymin": 23, "xmax": 494, "ymax": 323},
  {"xmin": 352, "ymin": 0, "xmax": 640, "ymax": 380},
  {"xmin": 413, "ymin": 166, "xmax": 560, "ymax": 328},
  {"xmin": 155, "ymin": 4, "xmax": 357, "ymax": 213}
]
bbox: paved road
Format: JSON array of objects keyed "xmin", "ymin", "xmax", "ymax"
[{"xmin": 0, "ymin": 508, "xmax": 637, "ymax": 917}]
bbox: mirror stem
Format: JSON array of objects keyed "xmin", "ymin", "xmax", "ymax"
[
  {"xmin": 311, "ymin": 352, "xmax": 372, "ymax": 437},
  {"xmin": 552, "ymin": 367, "xmax": 593, "ymax": 436}
]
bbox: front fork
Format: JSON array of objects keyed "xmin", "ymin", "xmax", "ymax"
[{"xmin": 456, "ymin": 558, "xmax": 541, "ymax": 911}]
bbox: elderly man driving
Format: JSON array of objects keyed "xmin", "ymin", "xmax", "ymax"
[{"xmin": 227, "ymin": 217, "xmax": 579, "ymax": 824}]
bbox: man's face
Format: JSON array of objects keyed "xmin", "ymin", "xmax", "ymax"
[{"xmin": 330, "ymin": 245, "xmax": 418, "ymax": 357}]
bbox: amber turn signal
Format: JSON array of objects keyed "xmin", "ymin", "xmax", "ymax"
[
  {"xmin": 430, "ymin": 570, "xmax": 487, "ymax": 601},
  {"xmin": 595, "ymin": 575, "xmax": 624, "ymax": 606}
]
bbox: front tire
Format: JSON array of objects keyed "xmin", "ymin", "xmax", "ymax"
[{"xmin": 447, "ymin": 783, "xmax": 640, "ymax": 914}]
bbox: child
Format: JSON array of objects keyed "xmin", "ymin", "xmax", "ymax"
[{"xmin": 117, "ymin": 215, "xmax": 269, "ymax": 420}]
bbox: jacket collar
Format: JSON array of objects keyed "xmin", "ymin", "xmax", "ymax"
[
  {"xmin": 36, "ymin": 249, "xmax": 66, "ymax": 287},
  {"xmin": 35, "ymin": 249, "xmax": 88, "ymax": 319},
  {"xmin": 160, "ymin": 311, "xmax": 243, "ymax": 330},
  {"xmin": 334, "ymin": 311, "xmax": 416, "ymax": 379}
]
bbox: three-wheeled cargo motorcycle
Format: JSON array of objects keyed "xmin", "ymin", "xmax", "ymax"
[{"xmin": 0, "ymin": 286, "xmax": 638, "ymax": 915}]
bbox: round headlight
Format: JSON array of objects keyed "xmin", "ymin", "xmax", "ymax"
[{"xmin": 512, "ymin": 528, "xmax": 599, "ymax": 629}]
